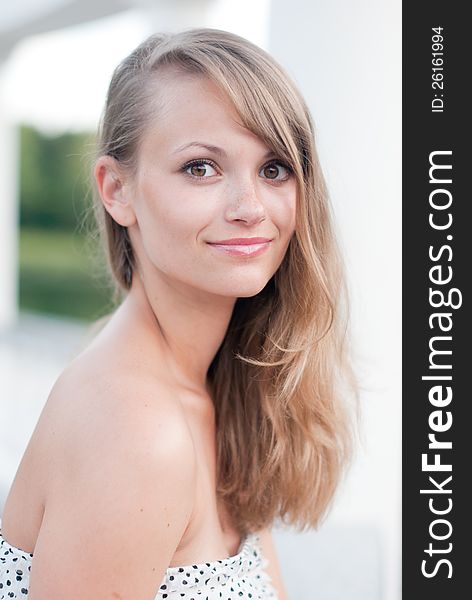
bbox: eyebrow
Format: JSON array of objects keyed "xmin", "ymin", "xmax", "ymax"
[
  {"xmin": 172, "ymin": 141, "xmax": 276, "ymax": 160},
  {"xmin": 172, "ymin": 141, "xmax": 227, "ymax": 157}
]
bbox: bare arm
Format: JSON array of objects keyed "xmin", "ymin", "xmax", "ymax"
[
  {"xmin": 28, "ymin": 384, "xmax": 196, "ymax": 600},
  {"xmin": 257, "ymin": 527, "xmax": 289, "ymax": 600}
]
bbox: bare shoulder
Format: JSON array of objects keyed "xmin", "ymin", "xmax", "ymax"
[
  {"xmin": 29, "ymin": 354, "xmax": 197, "ymax": 599},
  {"xmin": 45, "ymin": 350, "xmax": 197, "ymax": 487}
]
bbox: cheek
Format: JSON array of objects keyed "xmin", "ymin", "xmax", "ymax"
[
  {"xmin": 269, "ymin": 187, "xmax": 297, "ymax": 237},
  {"xmin": 135, "ymin": 176, "xmax": 211, "ymax": 256}
]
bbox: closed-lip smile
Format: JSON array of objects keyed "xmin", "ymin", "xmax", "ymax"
[
  {"xmin": 208, "ymin": 237, "xmax": 272, "ymax": 245},
  {"xmin": 206, "ymin": 237, "xmax": 273, "ymax": 257}
]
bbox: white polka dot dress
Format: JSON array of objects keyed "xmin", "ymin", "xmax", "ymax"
[{"xmin": 0, "ymin": 529, "xmax": 278, "ymax": 599}]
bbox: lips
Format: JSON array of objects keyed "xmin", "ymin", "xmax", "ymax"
[
  {"xmin": 206, "ymin": 237, "xmax": 273, "ymax": 257},
  {"xmin": 208, "ymin": 237, "xmax": 272, "ymax": 245}
]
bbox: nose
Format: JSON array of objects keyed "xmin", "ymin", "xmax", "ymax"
[{"xmin": 224, "ymin": 181, "xmax": 266, "ymax": 226}]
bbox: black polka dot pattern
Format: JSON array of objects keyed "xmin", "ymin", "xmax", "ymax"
[
  {"xmin": 0, "ymin": 529, "xmax": 277, "ymax": 599},
  {"xmin": 0, "ymin": 530, "xmax": 32, "ymax": 598}
]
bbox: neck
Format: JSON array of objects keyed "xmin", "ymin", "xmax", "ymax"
[{"xmin": 125, "ymin": 269, "xmax": 236, "ymax": 392}]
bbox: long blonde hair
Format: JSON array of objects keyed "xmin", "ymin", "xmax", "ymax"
[{"xmin": 92, "ymin": 28, "xmax": 358, "ymax": 536}]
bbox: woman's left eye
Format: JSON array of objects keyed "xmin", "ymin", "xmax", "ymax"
[{"xmin": 259, "ymin": 162, "xmax": 291, "ymax": 181}]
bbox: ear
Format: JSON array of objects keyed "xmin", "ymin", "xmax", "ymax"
[{"xmin": 94, "ymin": 155, "xmax": 137, "ymax": 227}]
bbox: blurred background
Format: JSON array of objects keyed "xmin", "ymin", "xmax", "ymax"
[{"xmin": 0, "ymin": 1, "xmax": 401, "ymax": 599}]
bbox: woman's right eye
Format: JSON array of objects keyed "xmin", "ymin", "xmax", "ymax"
[{"xmin": 183, "ymin": 159, "xmax": 218, "ymax": 179}]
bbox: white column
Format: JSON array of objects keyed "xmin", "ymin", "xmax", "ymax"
[
  {"xmin": 0, "ymin": 64, "xmax": 19, "ymax": 331},
  {"xmin": 269, "ymin": 2, "xmax": 401, "ymax": 600}
]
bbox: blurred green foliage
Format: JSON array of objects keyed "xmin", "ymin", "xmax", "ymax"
[
  {"xmin": 18, "ymin": 125, "xmax": 117, "ymax": 322},
  {"xmin": 19, "ymin": 227, "xmax": 115, "ymax": 321},
  {"xmin": 19, "ymin": 125, "xmax": 94, "ymax": 230}
]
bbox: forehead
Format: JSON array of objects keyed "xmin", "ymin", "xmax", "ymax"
[{"xmin": 139, "ymin": 70, "xmax": 270, "ymax": 157}]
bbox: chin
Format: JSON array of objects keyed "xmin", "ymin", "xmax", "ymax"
[
  {"xmin": 235, "ymin": 285, "xmax": 269, "ymax": 298},
  {"xmin": 213, "ymin": 273, "xmax": 273, "ymax": 299}
]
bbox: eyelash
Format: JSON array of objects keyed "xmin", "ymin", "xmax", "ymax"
[
  {"xmin": 181, "ymin": 158, "xmax": 219, "ymax": 179},
  {"xmin": 180, "ymin": 158, "xmax": 293, "ymax": 182}
]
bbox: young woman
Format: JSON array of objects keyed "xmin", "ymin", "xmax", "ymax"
[{"xmin": 0, "ymin": 28, "xmax": 357, "ymax": 599}]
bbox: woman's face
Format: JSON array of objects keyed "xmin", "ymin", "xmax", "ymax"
[{"xmin": 126, "ymin": 72, "xmax": 297, "ymax": 299}]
